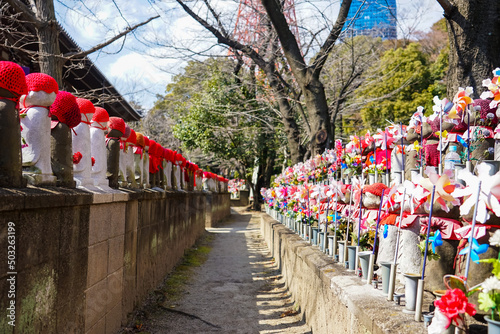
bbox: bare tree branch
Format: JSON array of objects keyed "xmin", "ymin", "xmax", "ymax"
[
  {"xmin": 311, "ymin": 0, "xmax": 353, "ymax": 77},
  {"xmin": 5, "ymin": 0, "xmax": 43, "ymax": 27},
  {"xmin": 65, "ymin": 15, "xmax": 160, "ymax": 59}
]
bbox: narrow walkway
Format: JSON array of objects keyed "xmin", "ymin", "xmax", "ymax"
[{"xmin": 142, "ymin": 208, "xmax": 311, "ymax": 333}]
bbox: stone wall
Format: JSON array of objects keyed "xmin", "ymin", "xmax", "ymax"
[
  {"xmin": 205, "ymin": 192, "xmax": 230, "ymax": 228},
  {"xmin": 0, "ymin": 188, "xmax": 228, "ymax": 334},
  {"xmin": 229, "ymin": 190, "xmax": 250, "ymax": 207},
  {"xmin": 260, "ymin": 213, "xmax": 427, "ymax": 334}
]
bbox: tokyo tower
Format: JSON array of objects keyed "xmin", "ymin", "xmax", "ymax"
[{"xmin": 232, "ymin": 0, "xmax": 300, "ymax": 61}]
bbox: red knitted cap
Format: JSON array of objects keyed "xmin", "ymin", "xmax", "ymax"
[
  {"xmin": 156, "ymin": 144, "xmax": 163, "ymax": 157},
  {"xmin": 165, "ymin": 148, "xmax": 174, "ymax": 162},
  {"xmin": 126, "ymin": 129, "xmax": 137, "ymax": 144},
  {"xmin": 50, "ymin": 91, "xmax": 81, "ymax": 128},
  {"xmin": 0, "ymin": 61, "xmax": 28, "ymax": 98},
  {"xmin": 149, "ymin": 140, "xmax": 157, "ymax": 155},
  {"xmin": 143, "ymin": 136, "xmax": 150, "ymax": 148},
  {"xmin": 362, "ymin": 183, "xmax": 388, "ymax": 197},
  {"xmin": 108, "ymin": 117, "xmax": 126, "ymax": 135},
  {"xmin": 122, "ymin": 125, "xmax": 131, "ymax": 139},
  {"xmin": 25, "ymin": 73, "xmax": 58, "ymax": 94},
  {"xmin": 135, "ymin": 132, "xmax": 145, "ymax": 148},
  {"xmin": 76, "ymin": 98, "xmax": 95, "ymax": 114},
  {"xmin": 92, "ymin": 107, "xmax": 109, "ymax": 123}
]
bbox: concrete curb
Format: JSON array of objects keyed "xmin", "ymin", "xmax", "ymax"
[{"xmin": 261, "ymin": 213, "xmax": 427, "ymax": 334}]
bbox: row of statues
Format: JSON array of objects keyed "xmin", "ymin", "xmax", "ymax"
[{"xmin": 0, "ymin": 61, "xmax": 228, "ymax": 193}]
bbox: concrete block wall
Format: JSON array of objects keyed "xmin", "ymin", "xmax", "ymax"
[
  {"xmin": 261, "ymin": 213, "xmax": 427, "ymax": 334},
  {"xmin": 0, "ymin": 188, "xmax": 229, "ymax": 334}
]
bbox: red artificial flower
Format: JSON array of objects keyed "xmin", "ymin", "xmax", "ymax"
[
  {"xmin": 435, "ymin": 288, "xmax": 476, "ymax": 328},
  {"xmin": 91, "ymin": 157, "xmax": 95, "ymax": 167},
  {"xmin": 73, "ymin": 152, "xmax": 83, "ymax": 164}
]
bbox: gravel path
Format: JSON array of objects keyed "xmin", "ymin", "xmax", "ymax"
[{"xmin": 141, "ymin": 208, "xmax": 311, "ymax": 334}]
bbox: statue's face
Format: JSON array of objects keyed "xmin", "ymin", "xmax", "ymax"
[
  {"xmin": 92, "ymin": 121, "xmax": 108, "ymax": 131},
  {"xmin": 82, "ymin": 113, "xmax": 93, "ymax": 123}
]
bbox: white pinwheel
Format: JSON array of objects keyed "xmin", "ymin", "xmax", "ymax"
[{"xmin": 451, "ymin": 163, "xmax": 500, "ymax": 223}]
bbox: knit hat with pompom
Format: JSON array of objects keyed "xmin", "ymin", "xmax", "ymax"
[
  {"xmin": 362, "ymin": 183, "xmax": 388, "ymax": 197},
  {"xmin": 126, "ymin": 129, "xmax": 137, "ymax": 145},
  {"xmin": 108, "ymin": 117, "xmax": 126, "ymax": 135},
  {"xmin": 76, "ymin": 98, "xmax": 95, "ymax": 114},
  {"xmin": 122, "ymin": 125, "xmax": 131, "ymax": 140},
  {"xmin": 0, "ymin": 61, "xmax": 28, "ymax": 98},
  {"xmin": 135, "ymin": 132, "xmax": 145, "ymax": 148},
  {"xmin": 25, "ymin": 73, "xmax": 58, "ymax": 94},
  {"xmin": 92, "ymin": 107, "xmax": 109, "ymax": 123},
  {"xmin": 148, "ymin": 140, "xmax": 157, "ymax": 155},
  {"xmin": 50, "ymin": 91, "xmax": 81, "ymax": 128}
]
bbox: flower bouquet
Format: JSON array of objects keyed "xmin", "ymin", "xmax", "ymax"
[{"xmin": 478, "ymin": 230, "xmax": 500, "ymax": 327}]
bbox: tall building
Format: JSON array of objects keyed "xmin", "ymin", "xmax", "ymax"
[{"xmin": 343, "ymin": 0, "xmax": 397, "ymax": 40}]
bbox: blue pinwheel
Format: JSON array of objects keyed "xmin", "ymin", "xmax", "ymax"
[
  {"xmin": 369, "ymin": 156, "xmax": 375, "ymax": 164},
  {"xmin": 457, "ymin": 135, "xmax": 468, "ymax": 149},
  {"xmin": 459, "ymin": 238, "xmax": 489, "ymax": 263},
  {"xmin": 429, "ymin": 230, "xmax": 443, "ymax": 253},
  {"xmin": 341, "ymin": 163, "xmax": 347, "ymax": 169},
  {"xmin": 329, "ymin": 213, "xmax": 342, "ymax": 222},
  {"xmin": 383, "ymin": 224, "xmax": 388, "ymax": 239}
]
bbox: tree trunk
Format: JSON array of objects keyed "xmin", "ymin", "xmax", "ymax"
[
  {"xmin": 262, "ymin": 63, "xmax": 305, "ymax": 164},
  {"xmin": 303, "ymin": 78, "xmax": 332, "ymax": 155},
  {"xmin": 34, "ymin": 0, "xmax": 63, "ymax": 85},
  {"xmin": 444, "ymin": 0, "xmax": 500, "ymax": 97}
]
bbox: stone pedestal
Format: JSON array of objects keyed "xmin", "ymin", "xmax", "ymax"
[
  {"xmin": 0, "ymin": 98, "xmax": 25, "ymax": 187},
  {"xmin": 142, "ymin": 153, "xmax": 150, "ymax": 188},
  {"xmin": 51, "ymin": 122, "xmax": 75, "ymax": 187},
  {"xmin": 106, "ymin": 137, "xmax": 121, "ymax": 189}
]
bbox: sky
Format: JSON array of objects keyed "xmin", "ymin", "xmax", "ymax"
[{"xmin": 55, "ymin": 0, "xmax": 445, "ymax": 112}]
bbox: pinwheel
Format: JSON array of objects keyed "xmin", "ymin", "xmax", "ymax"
[
  {"xmin": 408, "ymin": 106, "xmax": 426, "ymax": 129},
  {"xmin": 398, "ymin": 180, "xmax": 429, "ymax": 214},
  {"xmin": 480, "ymin": 67, "xmax": 500, "ymax": 109},
  {"xmin": 452, "ymin": 163, "xmax": 500, "ymax": 223},
  {"xmin": 363, "ymin": 131, "xmax": 374, "ymax": 149},
  {"xmin": 458, "ymin": 238, "xmax": 489, "ymax": 263},
  {"xmin": 451, "ymin": 87, "xmax": 473, "ymax": 114},
  {"xmin": 373, "ymin": 128, "xmax": 397, "ymax": 150},
  {"xmin": 418, "ymin": 167, "xmax": 459, "ymax": 213},
  {"xmin": 429, "ymin": 230, "xmax": 443, "ymax": 253}
]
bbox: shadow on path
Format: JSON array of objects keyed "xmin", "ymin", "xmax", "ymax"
[{"xmin": 138, "ymin": 208, "xmax": 311, "ymax": 334}]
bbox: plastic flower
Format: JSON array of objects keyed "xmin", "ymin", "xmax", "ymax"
[
  {"xmin": 481, "ymin": 276, "xmax": 500, "ymax": 294},
  {"xmin": 73, "ymin": 151, "xmax": 82, "ymax": 164},
  {"xmin": 428, "ymin": 308, "xmax": 451, "ymax": 334},
  {"xmin": 434, "ymin": 288, "xmax": 476, "ymax": 329}
]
